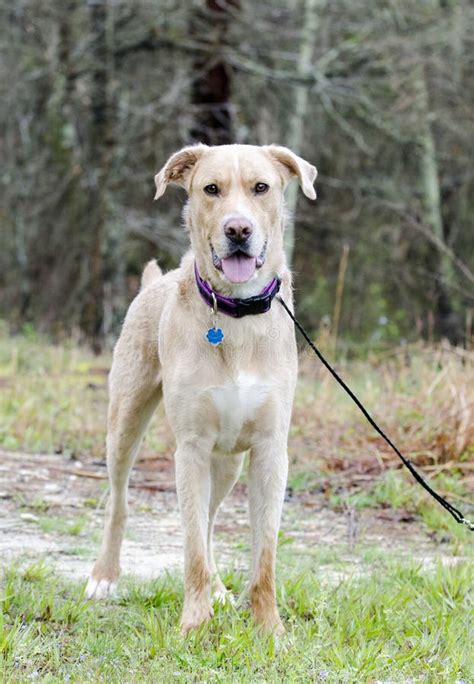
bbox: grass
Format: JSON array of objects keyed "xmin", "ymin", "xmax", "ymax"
[
  {"xmin": 1, "ymin": 324, "xmax": 473, "ymax": 474},
  {"xmin": 1, "ymin": 560, "xmax": 473, "ymax": 682},
  {"xmin": 293, "ymin": 352, "xmax": 474, "ymax": 474},
  {"xmin": 0, "ymin": 326, "xmax": 473, "ymax": 680},
  {"xmin": 37, "ymin": 515, "xmax": 89, "ymax": 537},
  {"xmin": 0, "ymin": 325, "xmax": 169, "ymax": 459}
]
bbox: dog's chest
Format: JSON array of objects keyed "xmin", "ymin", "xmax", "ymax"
[{"xmin": 208, "ymin": 372, "xmax": 270, "ymax": 453}]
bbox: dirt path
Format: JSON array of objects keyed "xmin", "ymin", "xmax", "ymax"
[{"xmin": 0, "ymin": 449, "xmax": 463, "ymax": 587}]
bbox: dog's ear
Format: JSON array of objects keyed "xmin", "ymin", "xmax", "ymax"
[
  {"xmin": 154, "ymin": 144, "xmax": 209, "ymax": 199},
  {"xmin": 263, "ymin": 145, "xmax": 317, "ymax": 200}
]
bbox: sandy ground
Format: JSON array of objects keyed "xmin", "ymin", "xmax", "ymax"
[{"xmin": 0, "ymin": 449, "xmax": 464, "ymax": 587}]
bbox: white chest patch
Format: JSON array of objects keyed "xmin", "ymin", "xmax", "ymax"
[{"xmin": 208, "ymin": 372, "xmax": 269, "ymax": 453}]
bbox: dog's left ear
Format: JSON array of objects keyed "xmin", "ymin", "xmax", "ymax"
[
  {"xmin": 154, "ymin": 144, "xmax": 209, "ymax": 200},
  {"xmin": 263, "ymin": 145, "xmax": 317, "ymax": 200}
]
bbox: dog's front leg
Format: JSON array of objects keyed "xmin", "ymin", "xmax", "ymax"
[
  {"xmin": 248, "ymin": 441, "xmax": 288, "ymax": 635},
  {"xmin": 175, "ymin": 442, "xmax": 213, "ymax": 634}
]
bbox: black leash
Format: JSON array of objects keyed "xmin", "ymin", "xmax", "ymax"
[{"xmin": 278, "ymin": 296, "xmax": 474, "ymax": 531}]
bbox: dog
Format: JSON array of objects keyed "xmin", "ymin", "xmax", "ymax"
[{"xmin": 86, "ymin": 143, "xmax": 317, "ymax": 634}]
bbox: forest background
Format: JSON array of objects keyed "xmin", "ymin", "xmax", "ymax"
[{"xmin": 2, "ymin": 0, "xmax": 473, "ymax": 354}]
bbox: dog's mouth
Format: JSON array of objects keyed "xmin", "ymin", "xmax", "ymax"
[{"xmin": 211, "ymin": 244, "xmax": 267, "ymax": 283}]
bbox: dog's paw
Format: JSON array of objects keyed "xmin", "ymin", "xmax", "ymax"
[
  {"xmin": 211, "ymin": 574, "xmax": 235, "ymax": 606},
  {"xmin": 180, "ymin": 603, "xmax": 213, "ymax": 635},
  {"xmin": 251, "ymin": 599, "xmax": 285, "ymax": 636},
  {"xmin": 254, "ymin": 615, "xmax": 285, "ymax": 636},
  {"xmin": 269, "ymin": 618, "xmax": 285, "ymax": 637},
  {"xmin": 85, "ymin": 576, "xmax": 117, "ymax": 600},
  {"xmin": 212, "ymin": 588, "xmax": 235, "ymax": 606}
]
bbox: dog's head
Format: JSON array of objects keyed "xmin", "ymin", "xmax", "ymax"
[{"xmin": 154, "ymin": 144, "xmax": 317, "ymax": 294}]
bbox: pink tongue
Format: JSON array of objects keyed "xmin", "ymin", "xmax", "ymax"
[{"xmin": 221, "ymin": 253, "xmax": 257, "ymax": 283}]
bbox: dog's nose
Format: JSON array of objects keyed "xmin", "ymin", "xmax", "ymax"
[{"xmin": 224, "ymin": 217, "xmax": 253, "ymax": 243}]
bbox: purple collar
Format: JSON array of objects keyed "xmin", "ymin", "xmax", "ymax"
[{"xmin": 194, "ymin": 263, "xmax": 281, "ymax": 318}]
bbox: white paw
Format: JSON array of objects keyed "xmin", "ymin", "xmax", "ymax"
[
  {"xmin": 213, "ymin": 588, "xmax": 235, "ymax": 606},
  {"xmin": 85, "ymin": 576, "xmax": 117, "ymax": 600}
]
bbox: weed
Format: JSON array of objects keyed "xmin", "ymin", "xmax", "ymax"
[
  {"xmin": 0, "ymin": 561, "xmax": 472, "ymax": 681},
  {"xmin": 38, "ymin": 515, "xmax": 88, "ymax": 537}
]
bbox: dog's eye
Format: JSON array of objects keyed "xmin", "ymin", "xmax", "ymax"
[
  {"xmin": 254, "ymin": 182, "xmax": 269, "ymax": 194},
  {"xmin": 204, "ymin": 184, "xmax": 219, "ymax": 196}
]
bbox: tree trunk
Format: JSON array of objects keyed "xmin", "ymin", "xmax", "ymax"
[
  {"xmin": 284, "ymin": 0, "xmax": 323, "ymax": 265},
  {"xmin": 190, "ymin": 0, "xmax": 239, "ymax": 145},
  {"xmin": 80, "ymin": 0, "xmax": 112, "ymax": 352},
  {"xmin": 414, "ymin": 63, "xmax": 460, "ymax": 343},
  {"xmin": 20, "ymin": 0, "xmax": 81, "ymax": 329}
]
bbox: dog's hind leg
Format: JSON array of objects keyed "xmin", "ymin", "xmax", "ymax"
[
  {"xmin": 208, "ymin": 453, "xmax": 245, "ymax": 602},
  {"xmin": 86, "ymin": 330, "xmax": 161, "ymax": 599}
]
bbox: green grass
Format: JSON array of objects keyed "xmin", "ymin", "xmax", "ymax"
[
  {"xmin": 285, "ymin": 464, "xmax": 474, "ymax": 553},
  {"xmin": 1, "ymin": 327, "xmax": 473, "ymax": 681},
  {"xmin": 2, "ymin": 326, "xmax": 473, "ymax": 470},
  {"xmin": 0, "ymin": 328, "xmax": 109, "ymax": 457},
  {"xmin": 1, "ymin": 560, "xmax": 472, "ymax": 682},
  {"xmin": 328, "ymin": 469, "xmax": 473, "ymax": 529},
  {"xmin": 37, "ymin": 514, "xmax": 89, "ymax": 537},
  {"xmin": 0, "ymin": 326, "xmax": 175, "ymax": 461}
]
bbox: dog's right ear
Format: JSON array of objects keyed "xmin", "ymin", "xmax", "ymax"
[{"xmin": 154, "ymin": 144, "xmax": 209, "ymax": 200}]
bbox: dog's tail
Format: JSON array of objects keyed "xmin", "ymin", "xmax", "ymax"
[{"xmin": 141, "ymin": 259, "xmax": 162, "ymax": 289}]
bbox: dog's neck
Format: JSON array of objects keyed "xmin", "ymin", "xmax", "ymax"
[
  {"xmin": 194, "ymin": 257, "xmax": 284, "ymax": 298},
  {"xmin": 194, "ymin": 262, "xmax": 281, "ymax": 319}
]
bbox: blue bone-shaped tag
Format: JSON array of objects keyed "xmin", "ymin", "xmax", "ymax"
[{"xmin": 206, "ymin": 327, "xmax": 224, "ymax": 346}]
